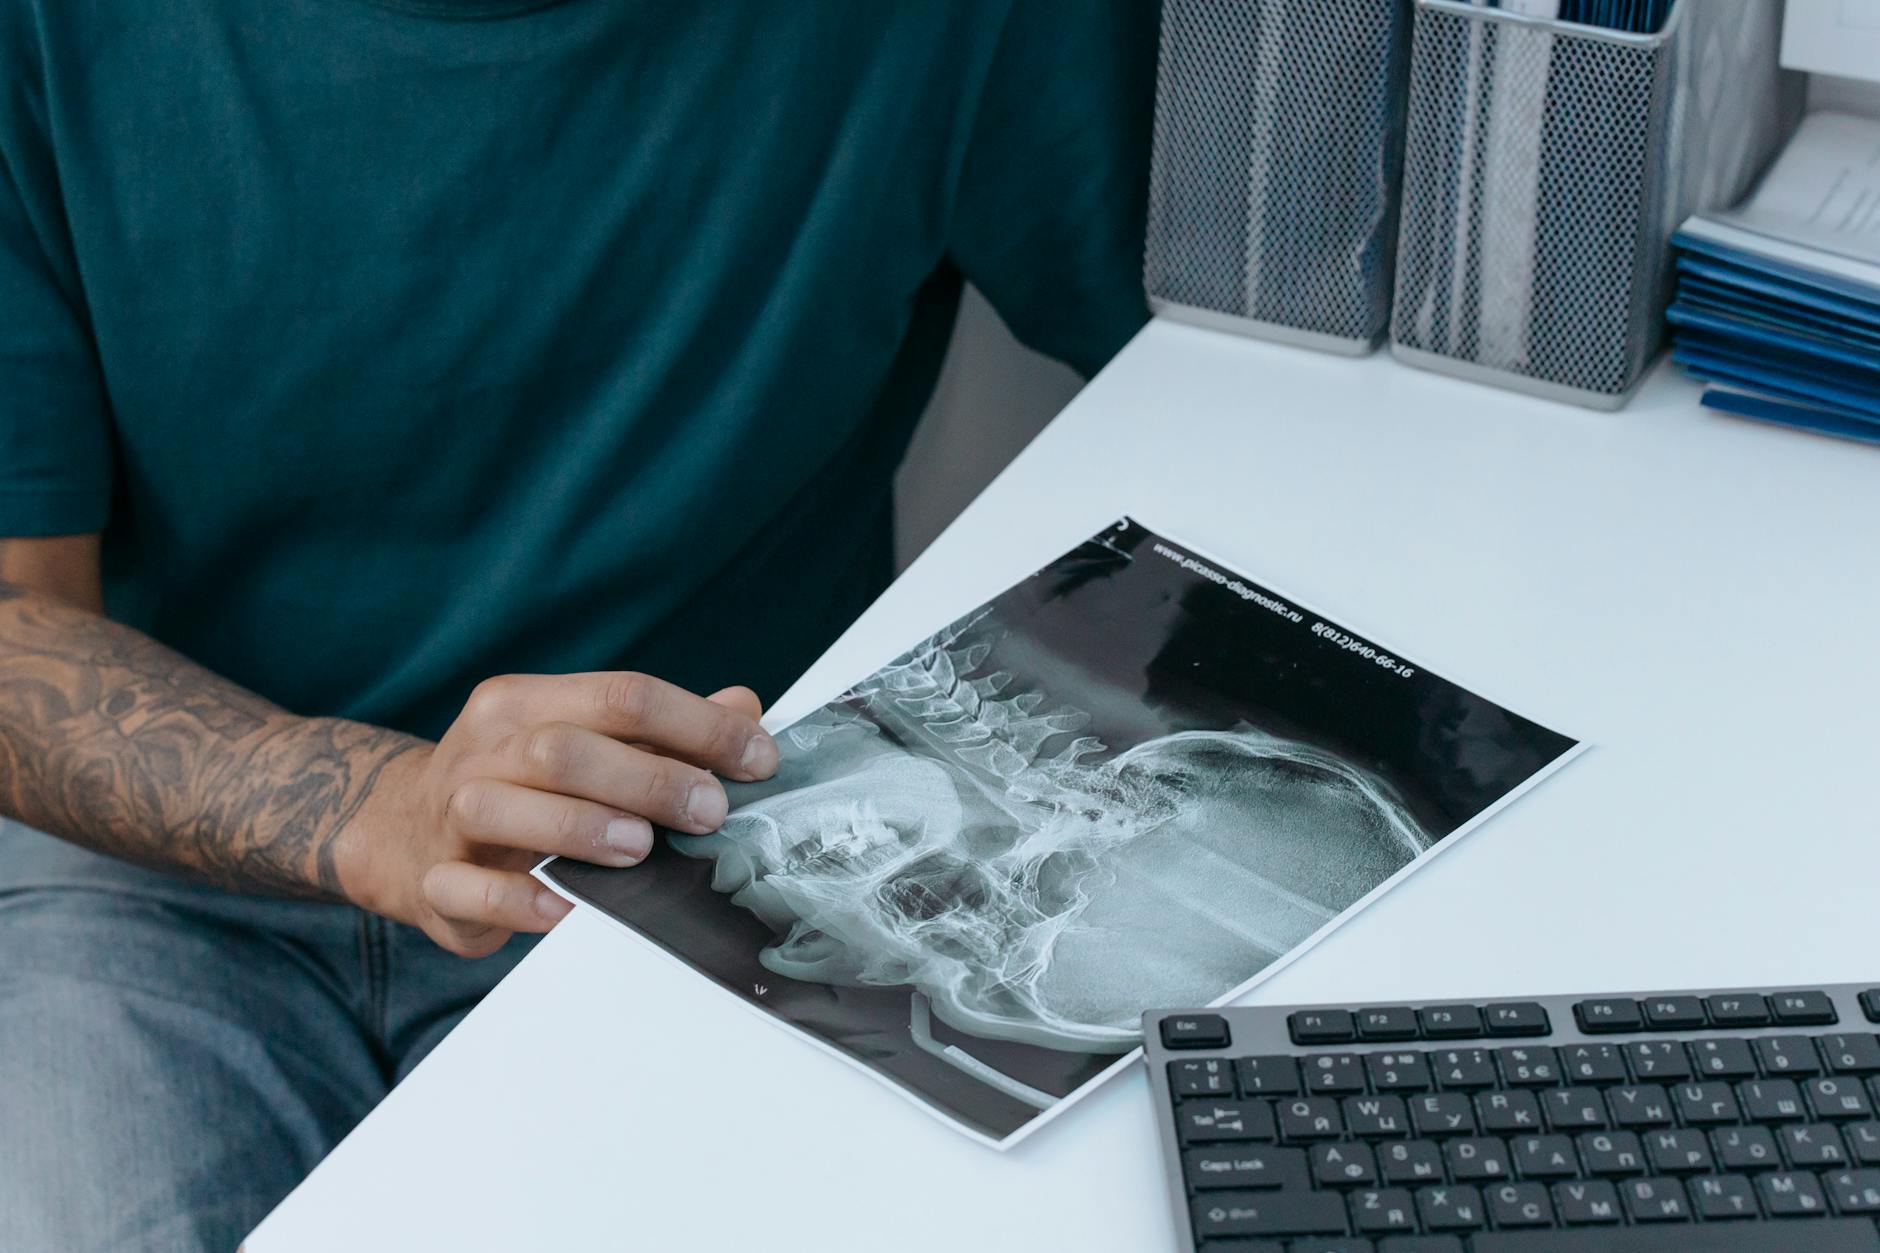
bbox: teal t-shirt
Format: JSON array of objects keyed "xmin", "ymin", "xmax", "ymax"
[{"xmin": 0, "ymin": 0, "xmax": 1154, "ymax": 739}]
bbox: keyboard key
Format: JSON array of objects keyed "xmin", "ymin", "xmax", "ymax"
[
  {"xmin": 1235, "ymin": 1055, "xmax": 1301, "ymax": 1095},
  {"xmin": 1644, "ymin": 1128, "xmax": 1713, "ymax": 1173},
  {"xmin": 1415, "ymin": 1184, "xmax": 1484, "ymax": 1231},
  {"xmin": 1771, "ymin": 990, "xmax": 1838, "ymax": 1026},
  {"xmin": 1344, "ymin": 1095, "xmax": 1410, "ymax": 1137},
  {"xmin": 1350, "ymin": 1188, "xmax": 1417, "ymax": 1235},
  {"xmin": 1689, "ymin": 1037, "xmax": 1757, "ymax": 1080},
  {"xmin": 1781, "ymin": 1122, "xmax": 1848, "ymax": 1166},
  {"xmin": 1711, "ymin": 1125, "xmax": 1780, "ymax": 1170},
  {"xmin": 1290, "ymin": 1241, "xmax": 1375, "ymax": 1253},
  {"xmin": 1756, "ymin": 1169, "xmax": 1829, "ymax": 1216},
  {"xmin": 1161, "ymin": 1013, "xmax": 1230, "ymax": 1049},
  {"xmin": 1755, "ymin": 1034, "xmax": 1822, "ymax": 1076},
  {"xmin": 1579, "ymin": 1130, "xmax": 1646, "ymax": 1176},
  {"xmin": 1485, "ymin": 1181, "xmax": 1554, "ymax": 1227},
  {"xmin": 1484, "ymin": 1002, "xmax": 1550, "ymax": 1037},
  {"xmin": 1621, "ymin": 1176, "xmax": 1691, "ymax": 1221},
  {"xmin": 1303, "ymin": 1053, "xmax": 1367, "ymax": 1095},
  {"xmin": 1847, "ymin": 1122, "xmax": 1880, "ymax": 1165},
  {"xmin": 1825, "ymin": 1167, "xmax": 1880, "ymax": 1213},
  {"xmin": 1809, "ymin": 1076, "xmax": 1874, "ymax": 1120},
  {"xmin": 1497, "ymin": 1046, "xmax": 1559, "ymax": 1086},
  {"xmin": 1379, "ymin": 1139, "xmax": 1445, "ymax": 1184},
  {"xmin": 1705, "ymin": 994, "xmax": 1772, "ymax": 1028},
  {"xmin": 1574, "ymin": 998, "xmax": 1642, "ymax": 1034},
  {"xmin": 1672, "ymin": 1081, "xmax": 1740, "ymax": 1125},
  {"xmin": 1444, "ymin": 1136, "xmax": 1509, "ymax": 1182},
  {"xmin": 1511, "ymin": 1135, "xmax": 1578, "ymax": 1179},
  {"xmin": 1170, "ymin": 1058, "xmax": 1235, "ymax": 1098},
  {"xmin": 1312, "ymin": 1142, "xmax": 1377, "ymax": 1188},
  {"xmin": 1553, "ymin": 1179, "xmax": 1621, "ymax": 1224},
  {"xmin": 1365, "ymin": 1051, "xmax": 1431, "ymax": 1093},
  {"xmin": 1356, "ymin": 1006, "xmax": 1419, "ymax": 1041},
  {"xmin": 1476, "ymin": 1089, "xmax": 1543, "ymax": 1134},
  {"xmin": 1191, "ymin": 1190, "xmax": 1349, "ymax": 1239},
  {"xmin": 1862, "ymin": 989, "xmax": 1880, "ymax": 1023},
  {"xmin": 1409, "ymin": 1093, "xmax": 1475, "ymax": 1137},
  {"xmin": 1824, "ymin": 1034, "xmax": 1880, "ymax": 1075},
  {"xmin": 1178, "ymin": 1099, "xmax": 1276, "ymax": 1145},
  {"xmin": 1418, "ymin": 1005, "xmax": 1482, "ymax": 1039},
  {"xmin": 1608, "ymin": 1086, "xmax": 1673, "ymax": 1129},
  {"xmin": 1290, "ymin": 1009, "xmax": 1357, "ymax": 1044},
  {"xmin": 1541, "ymin": 1087, "xmax": 1607, "ymax": 1130},
  {"xmin": 1431, "ymin": 1049, "xmax": 1496, "ymax": 1090},
  {"xmin": 1471, "ymin": 1218, "xmax": 1880, "ymax": 1249},
  {"xmin": 1561, "ymin": 1044, "xmax": 1626, "ymax": 1085},
  {"xmin": 1687, "ymin": 1173, "xmax": 1760, "ymax": 1220},
  {"xmin": 1625, "ymin": 1042, "xmax": 1690, "ymax": 1082},
  {"xmin": 1278, "ymin": 1097, "xmax": 1344, "ymax": 1140},
  {"xmin": 1376, "ymin": 1239, "xmax": 1463, "ymax": 1253},
  {"xmin": 1641, "ymin": 997, "xmax": 1706, "ymax": 1030},
  {"xmin": 1184, "ymin": 1145, "xmax": 1307, "ymax": 1191},
  {"xmin": 1740, "ymin": 1078, "xmax": 1806, "ymax": 1121}
]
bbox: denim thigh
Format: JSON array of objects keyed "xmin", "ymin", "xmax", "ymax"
[{"xmin": 0, "ymin": 819, "xmax": 385, "ymax": 1253}]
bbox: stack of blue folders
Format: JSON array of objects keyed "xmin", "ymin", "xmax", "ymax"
[{"xmin": 1668, "ymin": 112, "xmax": 1880, "ymax": 446}]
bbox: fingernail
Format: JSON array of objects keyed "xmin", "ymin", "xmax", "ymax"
[
  {"xmin": 686, "ymin": 780, "xmax": 728, "ymax": 831},
  {"xmin": 535, "ymin": 888, "xmax": 573, "ymax": 921},
  {"xmin": 603, "ymin": 817, "xmax": 652, "ymax": 862},
  {"xmin": 739, "ymin": 731, "xmax": 779, "ymax": 779}
]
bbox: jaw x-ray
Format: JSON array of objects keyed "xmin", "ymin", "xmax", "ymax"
[{"xmin": 543, "ymin": 519, "xmax": 1580, "ymax": 1145}]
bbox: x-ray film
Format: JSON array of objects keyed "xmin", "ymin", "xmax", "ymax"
[{"xmin": 540, "ymin": 518, "xmax": 1581, "ymax": 1146}]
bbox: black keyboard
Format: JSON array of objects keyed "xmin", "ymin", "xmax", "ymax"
[{"xmin": 1143, "ymin": 983, "xmax": 1880, "ymax": 1251}]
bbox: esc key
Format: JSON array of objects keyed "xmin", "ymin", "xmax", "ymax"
[{"xmin": 1162, "ymin": 1013, "xmax": 1231, "ymax": 1050}]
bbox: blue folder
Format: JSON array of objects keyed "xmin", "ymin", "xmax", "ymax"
[
  {"xmin": 1672, "ymin": 346, "xmax": 1880, "ymax": 421},
  {"xmin": 1701, "ymin": 388, "xmax": 1880, "ymax": 447},
  {"xmin": 1675, "ymin": 255, "xmax": 1880, "ymax": 330},
  {"xmin": 1673, "ymin": 231, "xmax": 1880, "ymax": 308},
  {"xmin": 1668, "ymin": 305, "xmax": 1880, "ymax": 382},
  {"xmin": 1675, "ymin": 279, "xmax": 1880, "ymax": 349}
]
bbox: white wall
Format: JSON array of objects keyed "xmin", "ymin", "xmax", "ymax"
[{"xmin": 892, "ymin": 285, "xmax": 1086, "ymax": 569}]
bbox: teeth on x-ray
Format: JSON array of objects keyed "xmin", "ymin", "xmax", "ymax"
[{"xmin": 676, "ymin": 608, "xmax": 1435, "ymax": 1055}]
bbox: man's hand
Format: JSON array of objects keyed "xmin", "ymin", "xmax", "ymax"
[{"xmin": 338, "ymin": 674, "xmax": 778, "ymax": 957}]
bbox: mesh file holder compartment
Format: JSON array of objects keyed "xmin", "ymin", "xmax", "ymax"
[
  {"xmin": 1390, "ymin": 0, "xmax": 1801, "ymax": 409},
  {"xmin": 1144, "ymin": 0, "xmax": 1414, "ymax": 355}
]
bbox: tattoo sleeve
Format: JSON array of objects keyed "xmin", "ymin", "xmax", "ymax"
[{"xmin": 0, "ymin": 568, "xmax": 423, "ymax": 898}]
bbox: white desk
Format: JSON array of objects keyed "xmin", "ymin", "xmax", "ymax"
[{"xmin": 247, "ymin": 318, "xmax": 1880, "ymax": 1252}]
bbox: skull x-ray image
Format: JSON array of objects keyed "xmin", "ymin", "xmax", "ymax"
[{"xmin": 544, "ymin": 519, "xmax": 1579, "ymax": 1145}]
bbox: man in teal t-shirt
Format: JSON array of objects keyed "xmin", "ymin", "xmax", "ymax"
[{"xmin": 0, "ymin": 1, "xmax": 1156, "ymax": 1245}]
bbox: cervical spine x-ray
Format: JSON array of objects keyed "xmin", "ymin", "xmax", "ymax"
[{"xmin": 542, "ymin": 518, "xmax": 1578, "ymax": 1144}]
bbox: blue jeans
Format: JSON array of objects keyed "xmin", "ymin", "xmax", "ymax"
[{"xmin": 0, "ymin": 818, "xmax": 535, "ymax": 1252}]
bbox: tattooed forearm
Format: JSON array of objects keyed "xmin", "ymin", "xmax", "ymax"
[{"xmin": 0, "ymin": 586, "xmax": 423, "ymax": 898}]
